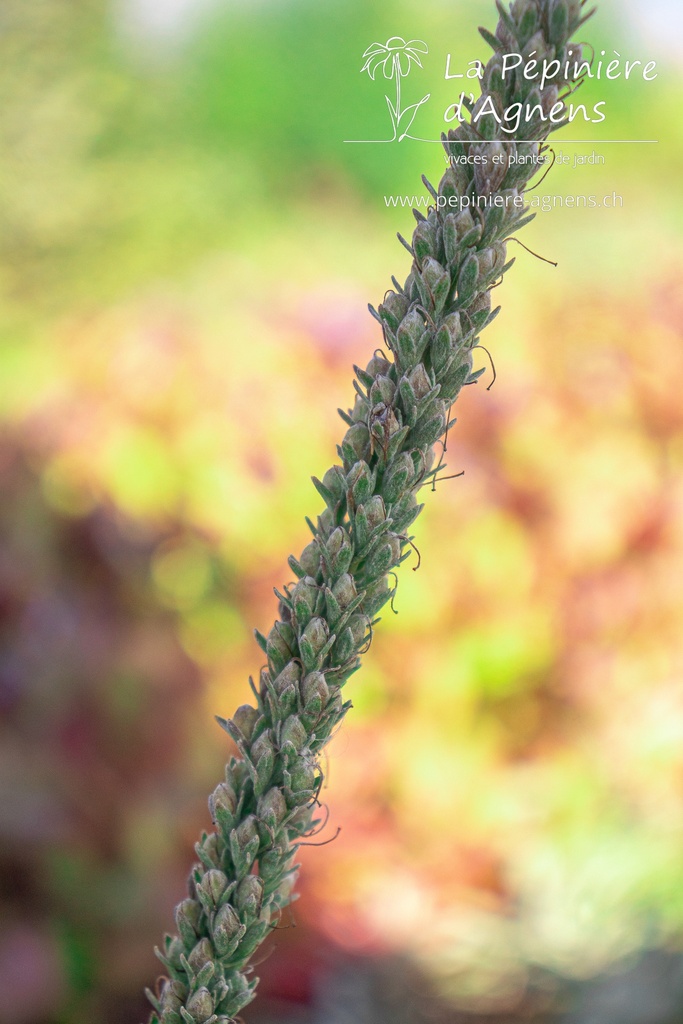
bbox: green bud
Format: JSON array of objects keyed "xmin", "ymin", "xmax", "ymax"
[
  {"xmin": 454, "ymin": 209, "xmax": 475, "ymax": 240},
  {"xmin": 266, "ymin": 621, "xmax": 297, "ymax": 677},
  {"xmin": 164, "ymin": 936, "xmax": 185, "ymax": 971},
  {"xmin": 291, "ymin": 576, "xmax": 318, "ymax": 628},
  {"xmin": 407, "ymin": 363, "xmax": 432, "ymax": 401},
  {"xmin": 341, "ymin": 422, "xmax": 371, "ymax": 464},
  {"xmin": 209, "ymin": 782, "xmax": 237, "ymax": 825},
  {"xmin": 442, "ymin": 213, "xmax": 459, "ymax": 265},
  {"xmin": 362, "ymin": 577, "xmax": 393, "ymax": 617},
  {"xmin": 419, "ymin": 257, "xmax": 451, "ymax": 317},
  {"xmin": 364, "ymin": 495, "xmax": 387, "ymax": 531},
  {"xmin": 365, "ymin": 353, "xmax": 392, "ymax": 378},
  {"xmin": 515, "ymin": 1, "xmax": 539, "ymax": 46},
  {"xmin": 259, "ymin": 840, "xmax": 293, "ymax": 882},
  {"xmin": 231, "ymin": 704, "xmax": 259, "ymax": 743},
  {"xmin": 321, "ymin": 465, "xmax": 346, "ymax": 503},
  {"xmin": 332, "ymin": 626, "xmax": 356, "ymax": 666},
  {"xmin": 432, "ymin": 314, "xmax": 463, "ymax": 374},
  {"xmin": 186, "ymin": 987, "xmax": 213, "ymax": 1024},
  {"xmin": 332, "ymin": 573, "xmax": 357, "ymax": 608},
  {"xmin": 351, "ymin": 394, "xmax": 370, "ymax": 424},
  {"xmin": 299, "ymin": 540, "xmax": 321, "ymax": 577},
  {"xmin": 369, "ymin": 374, "xmax": 395, "ymax": 407},
  {"xmin": 197, "ymin": 832, "xmax": 222, "ymax": 870},
  {"xmin": 280, "ymin": 714, "xmax": 307, "ymax": 755},
  {"xmin": 235, "ymin": 875, "xmax": 264, "ymax": 918},
  {"xmin": 482, "ymin": 54, "xmax": 505, "ymax": 95},
  {"xmin": 395, "ymin": 310, "xmax": 429, "ymax": 370},
  {"xmin": 378, "ymin": 290, "xmax": 409, "ymax": 333},
  {"xmin": 388, "ymin": 491, "xmax": 422, "ymax": 533},
  {"xmin": 212, "ymin": 902, "xmax": 243, "ymax": 956},
  {"xmin": 175, "ymin": 898, "xmax": 202, "ymax": 947},
  {"xmin": 299, "ymin": 618, "xmax": 329, "ymax": 674},
  {"xmin": 301, "ymin": 670, "xmax": 329, "ymax": 710},
  {"xmin": 412, "ymin": 219, "xmax": 438, "ymax": 263},
  {"xmin": 284, "ymin": 761, "xmax": 317, "ymax": 806},
  {"xmin": 271, "ymin": 660, "xmax": 300, "ymax": 697},
  {"xmin": 229, "ymin": 815, "xmax": 260, "ymax": 878},
  {"xmin": 160, "ymin": 979, "xmax": 186, "ymax": 1014},
  {"xmin": 474, "ymin": 147, "xmax": 508, "ymax": 196},
  {"xmin": 549, "ymin": 0, "xmax": 569, "ymax": 46},
  {"xmin": 323, "ymin": 527, "xmax": 353, "ymax": 579},
  {"xmin": 251, "ymin": 729, "xmax": 275, "ymax": 765},
  {"xmin": 410, "ymin": 407, "xmax": 446, "ymax": 451},
  {"xmin": 187, "ymin": 937, "xmax": 214, "ymax": 973},
  {"xmin": 196, "ymin": 869, "xmax": 228, "ymax": 911},
  {"xmin": 457, "ymin": 253, "xmax": 479, "ymax": 305},
  {"xmin": 257, "ymin": 786, "xmax": 287, "ymax": 829},
  {"xmin": 468, "ymin": 290, "xmax": 494, "ymax": 331},
  {"xmin": 383, "ymin": 452, "xmax": 414, "ymax": 503},
  {"xmin": 364, "ymin": 533, "xmax": 402, "ymax": 578},
  {"xmin": 438, "ymin": 164, "xmax": 469, "ymax": 199},
  {"xmin": 345, "ymin": 460, "xmax": 374, "ymax": 506},
  {"xmin": 160, "ymin": 1009, "xmax": 182, "ymax": 1024}
]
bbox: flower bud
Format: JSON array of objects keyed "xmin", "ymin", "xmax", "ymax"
[
  {"xmin": 196, "ymin": 868, "xmax": 228, "ymax": 910},
  {"xmin": 231, "ymin": 704, "xmax": 259, "ymax": 743},
  {"xmin": 186, "ymin": 987, "xmax": 213, "ymax": 1024},
  {"xmin": 341, "ymin": 422, "xmax": 371, "ymax": 463},
  {"xmin": 364, "ymin": 494, "xmax": 387, "ymax": 531},
  {"xmin": 285, "ymin": 761, "xmax": 317, "ymax": 805},
  {"xmin": 351, "ymin": 394, "xmax": 370, "ymax": 423},
  {"xmin": 365, "ymin": 533, "xmax": 402, "ymax": 577},
  {"xmin": 395, "ymin": 310, "xmax": 429, "ymax": 370},
  {"xmin": 159, "ymin": 979, "xmax": 186, "ymax": 1014},
  {"xmin": 365, "ymin": 353, "xmax": 392, "ymax": 379},
  {"xmin": 407, "ymin": 364, "xmax": 431, "ymax": 401},
  {"xmin": 345, "ymin": 461, "xmax": 374, "ymax": 506},
  {"xmin": 251, "ymin": 730, "xmax": 275, "ymax": 765},
  {"xmin": 383, "ymin": 452, "xmax": 414, "ymax": 504},
  {"xmin": 299, "ymin": 540, "xmax": 321, "ymax": 577},
  {"xmin": 291, "ymin": 576, "xmax": 318, "ymax": 628},
  {"xmin": 280, "ymin": 714, "xmax": 307, "ymax": 754},
  {"xmin": 175, "ymin": 898, "xmax": 202, "ymax": 947},
  {"xmin": 412, "ymin": 219, "xmax": 438, "ymax": 263},
  {"xmin": 212, "ymin": 902, "xmax": 242, "ymax": 956},
  {"xmin": 378, "ymin": 290, "xmax": 409, "ymax": 333},
  {"xmin": 236, "ymin": 875, "xmax": 264, "ymax": 918},
  {"xmin": 266, "ymin": 621, "xmax": 297, "ymax": 676},
  {"xmin": 300, "ymin": 618, "xmax": 329, "ymax": 674},
  {"xmin": 257, "ymin": 786, "xmax": 287, "ymax": 829},
  {"xmin": 438, "ymin": 163, "xmax": 469, "ymax": 199},
  {"xmin": 457, "ymin": 253, "xmax": 479, "ymax": 305},
  {"xmin": 362, "ymin": 577, "xmax": 393, "ymax": 617},
  {"xmin": 272, "ymin": 659, "xmax": 301, "ymax": 696},
  {"xmin": 301, "ymin": 670, "xmax": 329, "ymax": 709},
  {"xmin": 369, "ymin": 374, "xmax": 395, "ymax": 407},
  {"xmin": 209, "ymin": 781, "xmax": 237, "ymax": 822},
  {"xmin": 187, "ymin": 937, "xmax": 214, "ymax": 973},
  {"xmin": 332, "ymin": 573, "xmax": 357, "ymax": 608},
  {"xmin": 419, "ymin": 257, "xmax": 451, "ymax": 316}
]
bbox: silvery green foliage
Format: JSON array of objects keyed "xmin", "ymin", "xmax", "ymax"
[{"xmin": 146, "ymin": 2, "xmax": 594, "ymax": 1021}]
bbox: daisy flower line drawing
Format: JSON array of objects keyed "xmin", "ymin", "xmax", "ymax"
[{"xmin": 360, "ymin": 36, "xmax": 431, "ymax": 142}]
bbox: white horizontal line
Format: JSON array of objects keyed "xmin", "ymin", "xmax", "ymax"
[{"xmin": 343, "ymin": 139, "xmax": 659, "ymax": 144}]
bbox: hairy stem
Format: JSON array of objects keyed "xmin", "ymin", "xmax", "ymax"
[{"xmin": 145, "ymin": 2, "xmax": 594, "ymax": 1022}]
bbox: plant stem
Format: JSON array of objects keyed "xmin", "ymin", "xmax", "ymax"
[{"xmin": 145, "ymin": 3, "xmax": 595, "ymax": 1022}]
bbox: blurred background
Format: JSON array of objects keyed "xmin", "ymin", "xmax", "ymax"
[{"xmin": 1, "ymin": 1, "xmax": 682, "ymax": 1022}]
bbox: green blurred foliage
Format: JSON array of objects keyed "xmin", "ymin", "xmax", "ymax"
[{"xmin": 1, "ymin": 0, "xmax": 682, "ymax": 1021}]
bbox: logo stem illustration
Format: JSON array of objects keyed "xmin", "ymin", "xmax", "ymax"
[{"xmin": 361, "ymin": 36, "xmax": 430, "ymax": 142}]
